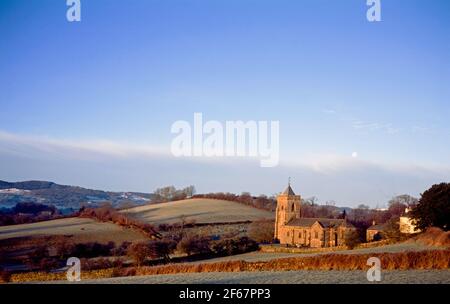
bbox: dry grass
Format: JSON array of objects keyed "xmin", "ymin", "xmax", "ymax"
[
  {"xmin": 8, "ymin": 269, "xmax": 115, "ymax": 283},
  {"xmin": 121, "ymin": 198, "xmax": 274, "ymax": 225},
  {"xmin": 412, "ymin": 227, "xmax": 450, "ymax": 247},
  {"xmin": 131, "ymin": 250, "xmax": 450, "ymax": 275}
]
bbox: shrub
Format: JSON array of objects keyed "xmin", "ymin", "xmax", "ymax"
[
  {"xmin": 176, "ymin": 235, "xmax": 211, "ymax": 256},
  {"xmin": 54, "ymin": 239, "xmax": 117, "ymax": 259},
  {"xmin": 235, "ymin": 237, "xmax": 259, "ymax": 252},
  {"xmin": 212, "ymin": 237, "xmax": 259, "ymax": 256},
  {"xmin": 27, "ymin": 246, "xmax": 49, "ymax": 268},
  {"xmin": 414, "ymin": 227, "xmax": 450, "ymax": 247},
  {"xmin": 383, "ymin": 218, "xmax": 406, "ymax": 241},
  {"xmin": 148, "ymin": 240, "xmax": 176, "ymax": 261},
  {"xmin": 71, "ymin": 242, "xmax": 115, "ymax": 258},
  {"xmin": 81, "ymin": 257, "xmax": 124, "ymax": 271},
  {"xmin": 39, "ymin": 258, "xmax": 59, "ymax": 272},
  {"xmin": 248, "ymin": 219, "xmax": 274, "ymax": 243},
  {"xmin": 158, "ymin": 223, "xmax": 172, "ymax": 231},
  {"xmin": 0, "ymin": 268, "xmax": 11, "ymax": 283},
  {"xmin": 0, "ymin": 248, "xmax": 6, "ymax": 264},
  {"xmin": 111, "ymin": 241, "xmax": 131, "ymax": 256},
  {"xmin": 79, "ymin": 207, "xmax": 160, "ymax": 239},
  {"xmin": 54, "ymin": 238, "xmax": 76, "ymax": 258},
  {"xmin": 127, "ymin": 242, "xmax": 151, "ymax": 266},
  {"xmin": 344, "ymin": 230, "xmax": 361, "ymax": 249}
]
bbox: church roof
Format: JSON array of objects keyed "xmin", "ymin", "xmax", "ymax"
[
  {"xmin": 282, "ymin": 184, "xmax": 296, "ymax": 196},
  {"xmin": 286, "ymin": 218, "xmax": 353, "ymax": 228}
]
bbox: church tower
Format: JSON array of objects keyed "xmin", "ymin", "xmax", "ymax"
[{"xmin": 274, "ymin": 182, "xmax": 301, "ymax": 240}]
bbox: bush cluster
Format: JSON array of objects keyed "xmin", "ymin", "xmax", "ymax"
[
  {"xmin": 126, "ymin": 240, "xmax": 177, "ymax": 266},
  {"xmin": 0, "ymin": 202, "xmax": 72, "ymax": 226}
]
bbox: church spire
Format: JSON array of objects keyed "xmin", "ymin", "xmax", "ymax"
[{"xmin": 282, "ymin": 178, "xmax": 295, "ymax": 196}]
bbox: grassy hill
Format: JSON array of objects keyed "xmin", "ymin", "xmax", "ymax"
[
  {"xmin": 0, "ymin": 217, "xmax": 148, "ymax": 244},
  {"xmin": 121, "ymin": 198, "xmax": 274, "ymax": 225},
  {"xmin": 0, "ymin": 198, "xmax": 274, "ymax": 243}
]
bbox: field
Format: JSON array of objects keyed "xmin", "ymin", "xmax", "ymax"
[
  {"xmin": 11, "ymin": 240, "xmax": 445, "ymax": 284},
  {"xmin": 198, "ymin": 242, "xmax": 439, "ymax": 263},
  {"xmin": 0, "ymin": 217, "xmax": 147, "ymax": 244},
  {"xmin": 2, "ymin": 199, "xmax": 448, "ymax": 285},
  {"xmin": 121, "ymin": 198, "xmax": 274, "ymax": 224},
  {"xmin": 55, "ymin": 270, "xmax": 450, "ymax": 284}
]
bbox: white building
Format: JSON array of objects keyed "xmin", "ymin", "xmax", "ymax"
[{"xmin": 399, "ymin": 208, "xmax": 421, "ymax": 234}]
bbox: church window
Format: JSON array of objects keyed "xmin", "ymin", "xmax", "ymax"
[
  {"xmin": 291, "ymin": 204, "xmax": 294, "ymax": 212},
  {"xmin": 287, "ymin": 231, "xmax": 290, "ymax": 237},
  {"xmin": 315, "ymin": 231, "xmax": 319, "ymax": 239},
  {"xmin": 298, "ymin": 231, "xmax": 302, "ymax": 238}
]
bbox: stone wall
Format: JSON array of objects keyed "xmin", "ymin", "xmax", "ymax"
[
  {"xmin": 277, "ymin": 224, "xmax": 354, "ymax": 248},
  {"xmin": 367, "ymin": 230, "xmax": 376, "ymax": 242},
  {"xmin": 261, "ymin": 239, "xmax": 392, "ymax": 253},
  {"xmin": 260, "ymin": 244, "xmax": 347, "ymax": 253}
]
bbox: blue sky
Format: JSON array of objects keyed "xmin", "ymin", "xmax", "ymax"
[{"xmin": 0, "ymin": 0, "xmax": 449, "ymax": 207}]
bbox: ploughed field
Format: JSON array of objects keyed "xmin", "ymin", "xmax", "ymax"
[{"xmin": 121, "ymin": 198, "xmax": 274, "ymax": 224}]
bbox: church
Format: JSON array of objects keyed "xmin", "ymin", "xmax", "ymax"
[{"xmin": 274, "ymin": 183, "xmax": 356, "ymax": 248}]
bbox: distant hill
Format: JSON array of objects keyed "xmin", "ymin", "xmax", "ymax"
[
  {"xmin": 0, "ymin": 180, "xmax": 153, "ymax": 210},
  {"xmin": 0, "ymin": 180, "xmax": 62, "ymax": 190}
]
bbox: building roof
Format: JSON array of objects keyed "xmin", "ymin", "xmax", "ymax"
[
  {"xmin": 282, "ymin": 184, "xmax": 296, "ymax": 196},
  {"xmin": 286, "ymin": 218, "xmax": 353, "ymax": 228},
  {"xmin": 367, "ymin": 223, "xmax": 387, "ymax": 231}
]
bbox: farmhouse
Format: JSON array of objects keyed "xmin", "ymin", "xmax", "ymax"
[
  {"xmin": 274, "ymin": 184, "xmax": 356, "ymax": 248},
  {"xmin": 366, "ymin": 221, "xmax": 387, "ymax": 242}
]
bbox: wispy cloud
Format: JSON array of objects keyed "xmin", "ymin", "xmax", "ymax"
[
  {"xmin": 351, "ymin": 120, "xmax": 400, "ymax": 134},
  {"xmin": 322, "ymin": 109, "xmax": 336, "ymax": 114},
  {"xmin": 0, "ymin": 130, "xmax": 169, "ymax": 160},
  {"xmin": 321, "ymin": 108, "xmax": 400, "ymax": 135},
  {"xmin": 1, "ymin": 130, "xmax": 447, "ymax": 175},
  {"xmin": 411, "ymin": 125, "xmax": 430, "ymax": 134},
  {"xmin": 0, "ymin": 130, "xmax": 448, "ymax": 206},
  {"xmin": 283, "ymin": 152, "xmax": 450, "ymax": 177},
  {"xmin": 0, "ymin": 130, "xmax": 264, "ymax": 166}
]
